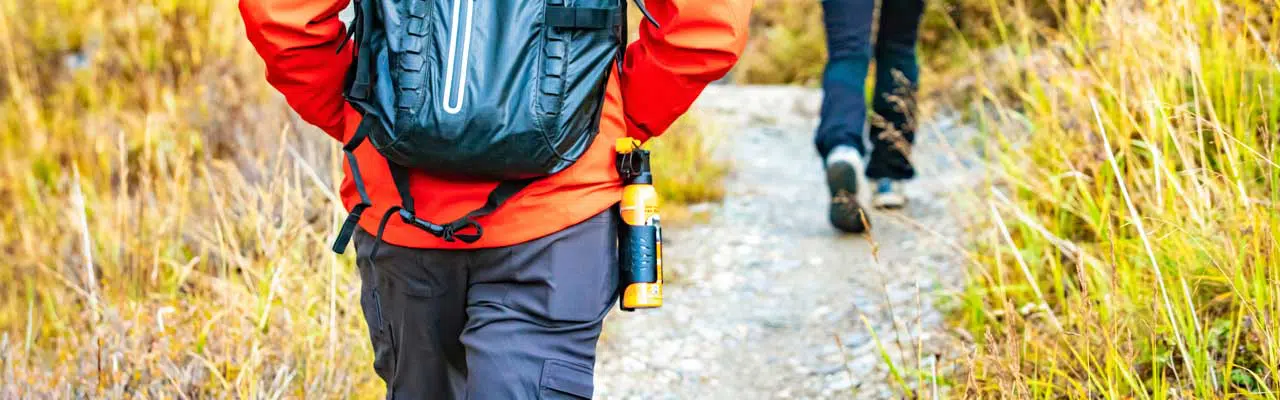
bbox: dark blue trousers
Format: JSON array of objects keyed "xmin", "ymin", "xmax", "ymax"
[{"xmin": 814, "ymin": 0, "xmax": 925, "ymax": 180}]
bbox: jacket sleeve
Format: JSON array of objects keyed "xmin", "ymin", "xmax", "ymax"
[
  {"xmin": 240, "ymin": 0, "xmax": 353, "ymax": 141},
  {"xmin": 621, "ymin": 0, "xmax": 753, "ymax": 141}
]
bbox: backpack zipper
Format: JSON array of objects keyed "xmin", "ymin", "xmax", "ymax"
[{"xmin": 442, "ymin": 0, "xmax": 476, "ymax": 115}]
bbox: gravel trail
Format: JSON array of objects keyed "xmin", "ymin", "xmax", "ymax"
[{"xmin": 594, "ymin": 85, "xmax": 980, "ymax": 400}]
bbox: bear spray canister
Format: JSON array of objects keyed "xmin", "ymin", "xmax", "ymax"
[{"xmin": 615, "ymin": 138, "xmax": 663, "ymax": 311}]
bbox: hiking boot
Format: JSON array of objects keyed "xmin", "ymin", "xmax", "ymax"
[
  {"xmin": 872, "ymin": 178, "xmax": 908, "ymax": 209},
  {"xmin": 825, "ymin": 146, "xmax": 869, "ymax": 233}
]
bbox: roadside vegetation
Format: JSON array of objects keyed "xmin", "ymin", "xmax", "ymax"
[
  {"xmin": 0, "ymin": 0, "xmax": 377, "ymax": 396},
  {"xmin": 948, "ymin": 1, "xmax": 1280, "ymax": 397}
]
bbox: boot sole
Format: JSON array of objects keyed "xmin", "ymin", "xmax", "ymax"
[{"xmin": 826, "ymin": 161, "xmax": 869, "ymax": 233}]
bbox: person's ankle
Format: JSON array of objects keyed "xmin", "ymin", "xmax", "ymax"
[
  {"xmin": 825, "ymin": 145, "xmax": 864, "ymax": 168},
  {"xmin": 872, "ymin": 178, "xmax": 908, "ymax": 209}
]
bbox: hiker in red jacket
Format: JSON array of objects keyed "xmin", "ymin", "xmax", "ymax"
[{"xmin": 240, "ymin": 0, "xmax": 751, "ymax": 398}]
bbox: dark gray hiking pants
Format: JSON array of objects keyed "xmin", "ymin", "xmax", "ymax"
[{"xmin": 352, "ymin": 209, "xmax": 620, "ymax": 399}]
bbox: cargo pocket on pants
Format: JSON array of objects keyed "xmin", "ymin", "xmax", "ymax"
[
  {"xmin": 539, "ymin": 359, "xmax": 594, "ymax": 399},
  {"xmin": 358, "ymin": 263, "xmax": 398, "ymax": 393}
]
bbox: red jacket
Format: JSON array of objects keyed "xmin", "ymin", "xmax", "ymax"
[{"xmin": 240, "ymin": 0, "xmax": 752, "ymax": 249}]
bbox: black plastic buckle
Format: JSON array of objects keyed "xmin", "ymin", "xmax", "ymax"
[
  {"xmin": 393, "ymin": 210, "xmax": 485, "ymax": 244},
  {"xmin": 398, "ymin": 209, "xmax": 452, "ymax": 240}
]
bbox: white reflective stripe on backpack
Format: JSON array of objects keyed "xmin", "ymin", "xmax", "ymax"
[{"xmin": 442, "ymin": 0, "xmax": 475, "ymax": 115}]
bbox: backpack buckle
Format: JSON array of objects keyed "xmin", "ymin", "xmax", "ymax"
[
  {"xmin": 398, "ymin": 209, "xmax": 448, "ymax": 238},
  {"xmin": 444, "ymin": 218, "xmax": 483, "ymax": 244}
]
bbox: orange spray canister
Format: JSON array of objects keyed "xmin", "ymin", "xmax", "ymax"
[{"xmin": 616, "ymin": 138, "xmax": 663, "ymax": 311}]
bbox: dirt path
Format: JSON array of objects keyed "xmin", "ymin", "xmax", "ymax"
[{"xmin": 594, "ymin": 85, "xmax": 980, "ymax": 399}]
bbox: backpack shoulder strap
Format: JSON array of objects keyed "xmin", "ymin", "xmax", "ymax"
[
  {"xmin": 331, "ymin": 121, "xmax": 374, "ymax": 254},
  {"xmin": 339, "ymin": 0, "xmax": 374, "ymax": 102}
]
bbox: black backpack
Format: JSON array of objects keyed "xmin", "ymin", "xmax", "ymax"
[{"xmin": 331, "ymin": 0, "xmax": 657, "ymax": 253}]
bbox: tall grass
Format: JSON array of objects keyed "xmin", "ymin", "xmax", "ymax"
[
  {"xmin": 0, "ymin": 0, "xmax": 380, "ymax": 397},
  {"xmin": 952, "ymin": 0, "xmax": 1280, "ymax": 397}
]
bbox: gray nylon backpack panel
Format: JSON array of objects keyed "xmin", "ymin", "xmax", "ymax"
[{"xmin": 347, "ymin": 0, "xmax": 622, "ymax": 181}]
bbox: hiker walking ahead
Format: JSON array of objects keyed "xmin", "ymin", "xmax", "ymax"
[
  {"xmin": 816, "ymin": 0, "xmax": 926, "ymax": 233},
  {"xmin": 239, "ymin": 0, "xmax": 750, "ymax": 398}
]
